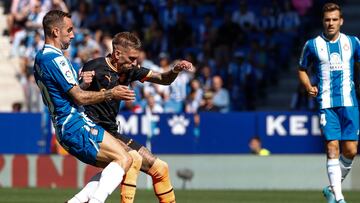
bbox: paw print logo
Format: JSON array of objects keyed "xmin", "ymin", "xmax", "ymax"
[{"xmin": 168, "ymin": 115, "xmax": 190, "ymax": 135}]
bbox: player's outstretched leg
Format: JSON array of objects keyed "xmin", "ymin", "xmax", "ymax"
[
  {"xmin": 67, "ymin": 172, "xmax": 101, "ymax": 203},
  {"xmin": 89, "ymin": 132, "xmax": 133, "ymax": 203},
  {"xmin": 148, "ymin": 159, "xmax": 175, "ymax": 203},
  {"xmin": 138, "ymin": 147, "xmax": 175, "ymax": 203},
  {"xmin": 121, "ymin": 150, "xmax": 142, "ymax": 203}
]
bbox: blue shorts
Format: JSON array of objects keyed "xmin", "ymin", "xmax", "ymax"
[
  {"xmin": 319, "ymin": 106, "xmax": 359, "ymax": 141},
  {"xmin": 58, "ymin": 121, "xmax": 104, "ymax": 166}
]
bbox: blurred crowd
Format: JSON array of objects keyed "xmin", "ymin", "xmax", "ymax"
[{"xmin": 3, "ymin": 0, "xmax": 324, "ymax": 113}]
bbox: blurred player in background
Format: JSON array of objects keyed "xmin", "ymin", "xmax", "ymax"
[
  {"xmin": 33, "ymin": 10, "xmax": 136, "ymax": 203},
  {"xmin": 73, "ymin": 32, "xmax": 194, "ymax": 203},
  {"xmin": 298, "ymin": 3, "xmax": 360, "ymax": 203},
  {"xmin": 248, "ymin": 136, "xmax": 270, "ymax": 156}
]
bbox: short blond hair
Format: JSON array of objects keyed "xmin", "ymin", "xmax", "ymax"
[{"xmin": 112, "ymin": 32, "xmax": 141, "ymax": 51}]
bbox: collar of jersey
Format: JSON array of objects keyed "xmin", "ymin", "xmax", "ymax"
[
  {"xmin": 321, "ymin": 32, "xmax": 341, "ymax": 43},
  {"xmin": 44, "ymin": 44, "xmax": 63, "ymax": 55},
  {"xmin": 105, "ymin": 56, "xmax": 118, "ymax": 72}
]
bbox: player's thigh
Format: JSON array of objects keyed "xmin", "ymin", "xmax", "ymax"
[
  {"xmin": 96, "ymin": 131, "xmax": 131, "ymax": 167},
  {"xmin": 319, "ymin": 108, "xmax": 341, "ymax": 140},
  {"xmin": 340, "ymin": 106, "xmax": 359, "ymax": 140},
  {"xmin": 113, "ymin": 132, "xmax": 156, "ymax": 171},
  {"xmin": 60, "ymin": 124, "xmax": 105, "ymax": 166},
  {"xmin": 113, "ymin": 132, "xmax": 143, "ymax": 151}
]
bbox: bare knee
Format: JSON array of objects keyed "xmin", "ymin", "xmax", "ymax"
[
  {"xmin": 326, "ymin": 141, "xmax": 339, "ymax": 159},
  {"xmin": 342, "ymin": 148, "xmax": 357, "ymax": 159},
  {"xmin": 113, "ymin": 152, "xmax": 133, "ymax": 172}
]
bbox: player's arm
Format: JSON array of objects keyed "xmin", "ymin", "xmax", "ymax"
[
  {"xmin": 68, "ymin": 85, "xmax": 135, "ymax": 105},
  {"xmin": 146, "ymin": 60, "xmax": 194, "ymax": 85},
  {"xmin": 298, "ymin": 68, "xmax": 318, "ymax": 97}
]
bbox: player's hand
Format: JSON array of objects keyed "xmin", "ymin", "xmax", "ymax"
[
  {"xmin": 307, "ymin": 86, "xmax": 318, "ymax": 97},
  {"xmin": 79, "ymin": 71, "xmax": 95, "ymax": 89},
  {"xmin": 172, "ymin": 60, "xmax": 195, "ymax": 73},
  {"xmin": 111, "ymin": 85, "xmax": 136, "ymax": 101}
]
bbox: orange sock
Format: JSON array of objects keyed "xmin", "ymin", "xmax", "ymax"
[
  {"xmin": 148, "ymin": 159, "xmax": 176, "ymax": 203},
  {"xmin": 121, "ymin": 150, "xmax": 142, "ymax": 203}
]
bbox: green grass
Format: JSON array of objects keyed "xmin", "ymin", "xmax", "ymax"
[{"xmin": 0, "ymin": 188, "xmax": 359, "ymax": 203}]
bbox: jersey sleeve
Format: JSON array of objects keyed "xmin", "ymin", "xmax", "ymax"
[
  {"xmin": 353, "ymin": 36, "xmax": 360, "ymax": 63},
  {"xmin": 81, "ymin": 60, "xmax": 95, "ymax": 72},
  {"xmin": 49, "ymin": 55, "xmax": 78, "ymax": 92},
  {"xmin": 131, "ymin": 66, "xmax": 152, "ymax": 83},
  {"xmin": 299, "ymin": 40, "xmax": 312, "ymax": 70}
]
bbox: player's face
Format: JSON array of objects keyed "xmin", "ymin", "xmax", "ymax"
[
  {"xmin": 59, "ymin": 17, "xmax": 74, "ymax": 50},
  {"xmin": 116, "ymin": 47, "xmax": 139, "ymax": 71},
  {"xmin": 322, "ymin": 10, "xmax": 343, "ymax": 40}
]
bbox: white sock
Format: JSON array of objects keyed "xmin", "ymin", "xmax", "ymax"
[
  {"xmin": 89, "ymin": 162, "xmax": 125, "ymax": 203},
  {"xmin": 67, "ymin": 172, "xmax": 101, "ymax": 203},
  {"xmin": 66, "ymin": 197, "xmax": 81, "ymax": 203},
  {"xmin": 339, "ymin": 155, "xmax": 353, "ymax": 182},
  {"xmin": 327, "ymin": 159, "xmax": 344, "ymax": 201}
]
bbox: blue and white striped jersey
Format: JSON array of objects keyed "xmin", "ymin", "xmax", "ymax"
[
  {"xmin": 299, "ymin": 33, "xmax": 360, "ymax": 109},
  {"xmin": 33, "ymin": 44, "xmax": 90, "ymax": 137}
]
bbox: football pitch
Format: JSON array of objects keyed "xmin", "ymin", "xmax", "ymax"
[{"xmin": 1, "ymin": 188, "xmax": 360, "ymax": 203}]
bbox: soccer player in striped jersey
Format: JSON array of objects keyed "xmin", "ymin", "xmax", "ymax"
[
  {"xmin": 34, "ymin": 10, "xmax": 136, "ymax": 203},
  {"xmin": 298, "ymin": 3, "xmax": 359, "ymax": 203}
]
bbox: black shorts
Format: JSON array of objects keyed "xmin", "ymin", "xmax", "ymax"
[{"xmin": 113, "ymin": 132, "xmax": 143, "ymax": 151}]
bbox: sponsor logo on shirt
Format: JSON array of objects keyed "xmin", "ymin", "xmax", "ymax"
[
  {"xmin": 329, "ymin": 53, "xmax": 343, "ymax": 71},
  {"xmin": 60, "ymin": 60, "xmax": 66, "ymax": 67},
  {"xmin": 54, "ymin": 56, "xmax": 77, "ymax": 85}
]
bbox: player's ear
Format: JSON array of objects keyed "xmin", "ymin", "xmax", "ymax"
[
  {"xmin": 113, "ymin": 49, "xmax": 121, "ymax": 60},
  {"xmin": 340, "ymin": 18, "xmax": 344, "ymax": 26},
  {"xmin": 52, "ymin": 27, "xmax": 60, "ymax": 37}
]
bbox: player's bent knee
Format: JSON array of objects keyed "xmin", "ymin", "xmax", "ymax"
[
  {"xmin": 343, "ymin": 148, "xmax": 358, "ymax": 159},
  {"xmin": 114, "ymin": 152, "xmax": 133, "ymax": 172}
]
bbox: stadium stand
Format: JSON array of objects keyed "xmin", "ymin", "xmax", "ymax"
[
  {"xmin": 0, "ymin": 0, "xmax": 325, "ymax": 113},
  {"xmin": 0, "ymin": 4, "xmax": 24, "ymax": 111}
]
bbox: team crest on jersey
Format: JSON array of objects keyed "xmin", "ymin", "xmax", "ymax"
[
  {"xmin": 320, "ymin": 114, "xmax": 326, "ymax": 126},
  {"xmin": 343, "ymin": 43, "xmax": 349, "ymax": 51},
  {"xmin": 90, "ymin": 128, "xmax": 98, "ymax": 136}
]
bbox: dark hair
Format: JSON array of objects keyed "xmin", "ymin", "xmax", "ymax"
[
  {"xmin": 322, "ymin": 3, "xmax": 342, "ymax": 18},
  {"xmin": 112, "ymin": 32, "xmax": 142, "ymax": 51},
  {"xmin": 42, "ymin": 10, "xmax": 71, "ymax": 37},
  {"xmin": 250, "ymin": 136, "xmax": 261, "ymax": 142}
]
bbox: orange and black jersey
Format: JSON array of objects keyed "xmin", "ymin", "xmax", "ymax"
[{"xmin": 81, "ymin": 56, "xmax": 151, "ymax": 135}]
